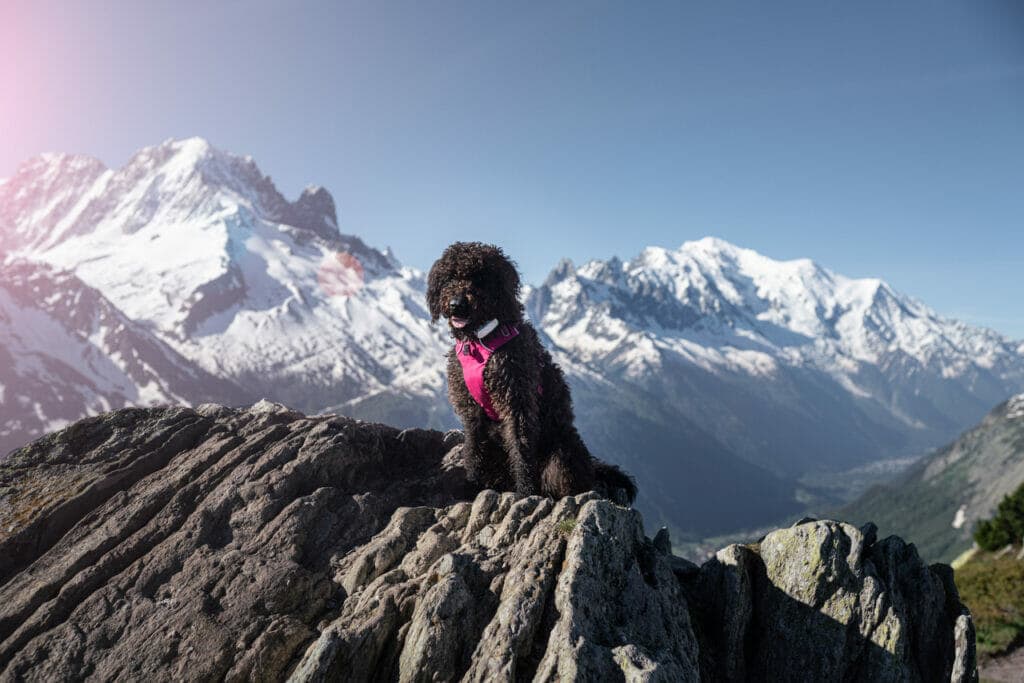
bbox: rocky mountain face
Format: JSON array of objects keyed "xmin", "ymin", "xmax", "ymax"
[
  {"xmin": 840, "ymin": 394, "xmax": 1024, "ymax": 563},
  {"xmin": 0, "ymin": 405, "xmax": 976, "ymax": 681},
  {"xmin": 3, "ymin": 137, "xmax": 1022, "ymax": 542}
]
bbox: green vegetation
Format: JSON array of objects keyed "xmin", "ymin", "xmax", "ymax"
[
  {"xmin": 955, "ymin": 485, "xmax": 1024, "ymax": 659},
  {"xmin": 956, "ymin": 551, "xmax": 1024, "ymax": 657},
  {"xmin": 555, "ymin": 517, "xmax": 577, "ymax": 536},
  {"xmin": 974, "ymin": 482, "xmax": 1024, "ymax": 551}
]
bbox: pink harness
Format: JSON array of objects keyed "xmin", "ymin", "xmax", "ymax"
[{"xmin": 455, "ymin": 324, "xmax": 521, "ymax": 421}]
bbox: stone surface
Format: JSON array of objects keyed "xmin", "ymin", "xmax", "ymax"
[
  {"xmin": 0, "ymin": 405, "xmax": 978, "ymax": 681},
  {"xmin": 685, "ymin": 521, "xmax": 978, "ymax": 682}
]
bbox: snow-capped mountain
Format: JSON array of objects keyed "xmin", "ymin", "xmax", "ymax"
[
  {"xmin": 527, "ymin": 238, "xmax": 1024, "ymax": 535},
  {"xmin": 3, "ymin": 137, "xmax": 1022, "ymax": 540},
  {"xmin": 0, "ymin": 262, "xmax": 245, "ymax": 455},
  {"xmin": 2, "ymin": 138, "xmax": 452, "ymax": 428},
  {"xmin": 532, "ymin": 239, "xmax": 1024, "ymax": 465}
]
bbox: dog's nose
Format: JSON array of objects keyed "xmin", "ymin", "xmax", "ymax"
[{"xmin": 449, "ymin": 294, "xmax": 468, "ymax": 316}]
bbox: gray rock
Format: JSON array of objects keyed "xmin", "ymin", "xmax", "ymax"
[
  {"xmin": 0, "ymin": 406, "xmax": 978, "ymax": 682},
  {"xmin": 683, "ymin": 521, "xmax": 979, "ymax": 682},
  {"xmin": 0, "ymin": 406, "xmax": 461, "ymax": 682}
]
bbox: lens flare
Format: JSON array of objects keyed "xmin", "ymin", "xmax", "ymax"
[{"xmin": 317, "ymin": 251, "xmax": 364, "ymax": 298}]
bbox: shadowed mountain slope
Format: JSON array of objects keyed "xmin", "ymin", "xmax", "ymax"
[{"xmin": 840, "ymin": 394, "xmax": 1024, "ymax": 563}]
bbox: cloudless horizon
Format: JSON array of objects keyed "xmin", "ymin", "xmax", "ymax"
[{"xmin": 3, "ymin": 1, "xmax": 1023, "ymax": 337}]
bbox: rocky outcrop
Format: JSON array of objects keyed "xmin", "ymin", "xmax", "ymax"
[
  {"xmin": 689, "ymin": 522, "xmax": 976, "ymax": 682},
  {"xmin": 0, "ymin": 404, "xmax": 977, "ymax": 681}
]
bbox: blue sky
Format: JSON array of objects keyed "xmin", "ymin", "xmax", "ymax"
[{"xmin": 3, "ymin": 1, "xmax": 1023, "ymax": 337}]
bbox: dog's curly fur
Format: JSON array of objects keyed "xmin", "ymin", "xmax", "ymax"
[{"xmin": 427, "ymin": 241, "xmax": 637, "ymax": 504}]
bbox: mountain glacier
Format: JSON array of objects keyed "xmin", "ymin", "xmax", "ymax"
[{"xmin": 3, "ymin": 137, "xmax": 1022, "ymax": 539}]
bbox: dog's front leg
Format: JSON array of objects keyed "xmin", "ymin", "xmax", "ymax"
[
  {"xmin": 490, "ymin": 376, "xmax": 541, "ymax": 497},
  {"xmin": 486, "ymin": 344, "xmax": 542, "ymax": 497},
  {"xmin": 500, "ymin": 414, "xmax": 538, "ymax": 497},
  {"xmin": 460, "ymin": 411, "xmax": 490, "ymax": 488}
]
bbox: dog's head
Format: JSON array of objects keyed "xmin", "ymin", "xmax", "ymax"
[{"xmin": 426, "ymin": 242, "xmax": 522, "ymax": 339}]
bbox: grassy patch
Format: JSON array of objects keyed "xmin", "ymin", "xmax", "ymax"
[
  {"xmin": 555, "ymin": 517, "xmax": 577, "ymax": 537},
  {"xmin": 956, "ymin": 549, "xmax": 1024, "ymax": 658}
]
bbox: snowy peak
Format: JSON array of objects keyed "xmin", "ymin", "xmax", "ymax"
[
  {"xmin": 554, "ymin": 237, "xmax": 842, "ymax": 341},
  {"xmin": 129, "ymin": 138, "xmax": 341, "ymax": 243},
  {"xmin": 618, "ymin": 238, "xmax": 840, "ymax": 337},
  {"xmin": 3, "ymin": 137, "xmax": 403, "ymax": 336},
  {"xmin": 141, "ymin": 140, "xmax": 388, "ymax": 272},
  {"xmin": 534, "ymin": 236, "xmax": 1019, "ymax": 374},
  {"xmin": 528, "ymin": 236, "xmax": 1024, "ymax": 502},
  {"xmin": 528, "ymin": 235, "xmax": 1024, "ymax": 459},
  {"xmin": 1, "ymin": 137, "xmax": 350, "ymax": 253},
  {"xmin": 113, "ymin": 137, "xmax": 346, "ymax": 243},
  {"xmin": 2, "ymin": 139, "xmax": 448, "ymax": 423}
]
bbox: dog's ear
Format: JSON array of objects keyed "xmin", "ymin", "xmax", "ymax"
[
  {"xmin": 490, "ymin": 246, "xmax": 523, "ymax": 317},
  {"xmin": 497, "ymin": 253, "xmax": 521, "ymax": 300},
  {"xmin": 426, "ymin": 258, "xmax": 444, "ymax": 323}
]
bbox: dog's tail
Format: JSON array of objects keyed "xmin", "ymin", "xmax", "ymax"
[{"xmin": 593, "ymin": 460, "xmax": 638, "ymax": 506}]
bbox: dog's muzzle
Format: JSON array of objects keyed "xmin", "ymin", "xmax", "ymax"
[{"xmin": 448, "ymin": 294, "xmax": 470, "ymax": 327}]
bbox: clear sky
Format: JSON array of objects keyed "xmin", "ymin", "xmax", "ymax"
[{"xmin": 3, "ymin": 1, "xmax": 1022, "ymax": 338}]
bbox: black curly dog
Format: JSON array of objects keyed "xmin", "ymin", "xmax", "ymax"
[{"xmin": 427, "ymin": 242, "xmax": 636, "ymax": 504}]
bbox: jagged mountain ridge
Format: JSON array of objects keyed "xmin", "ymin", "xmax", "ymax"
[
  {"xmin": 840, "ymin": 393, "xmax": 1024, "ymax": 563},
  {"xmin": 3, "ymin": 137, "xmax": 1023, "ymax": 540},
  {"xmin": 528, "ymin": 240, "xmax": 1024, "ymax": 477},
  {"xmin": 2, "ymin": 138, "xmax": 451, "ymax": 427}
]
